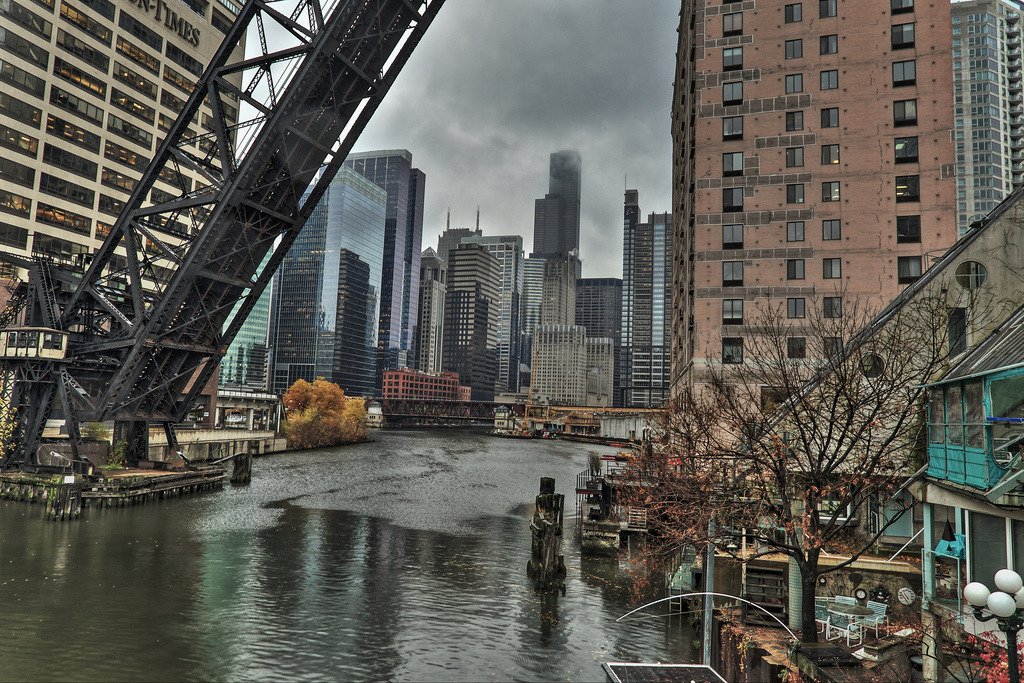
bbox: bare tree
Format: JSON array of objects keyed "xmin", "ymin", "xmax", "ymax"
[{"xmin": 620, "ymin": 291, "xmax": 961, "ymax": 642}]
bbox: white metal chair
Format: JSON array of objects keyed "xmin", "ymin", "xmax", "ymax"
[
  {"xmin": 814, "ymin": 597, "xmax": 831, "ymax": 633},
  {"xmin": 865, "ymin": 600, "xmax": 888, "ymax": 637},
  {"xmin": 826, "ymin": 612, "xmax": 863, "ymax": 646}
]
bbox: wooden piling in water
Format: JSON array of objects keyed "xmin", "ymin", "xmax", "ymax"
[{"xmin": 526, "ymin": 477, "xmax": 567, "ymax": 593}]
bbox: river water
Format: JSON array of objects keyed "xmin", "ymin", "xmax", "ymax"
[{"xmin": 0, "ymin": 429, "xmax": 696, "ymax": 681}]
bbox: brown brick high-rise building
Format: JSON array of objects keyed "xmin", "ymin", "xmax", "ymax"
[{"xmin": 671, "ymin": 0, "xmax": 960, "ymax": 394}]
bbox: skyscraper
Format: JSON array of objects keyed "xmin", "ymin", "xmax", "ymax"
[
  {"xmin": 442, "ymin": 243, "xmax": 500, "ymax": 401},
  {"xmin": 576, "ymin": 277, "xmax": 623, "ymax": 405},
  {"xmin": 951, "ymin": 0, "xmax": 1024, "ymax": 234},
  {"xmin": 622, "ymin": 190, "xmax": 671, "ymax": 408},
  {"xmin": 415, "ymin": 247, "xmax": 446, "ymax": 374},
  {"xmin": 345, "ymin": 149, "xmax": 425, "ymax": 384},
  {"xmin": 462, "ymin": 233, "xmax": 524, "ymax": 394},
  {"xmin": 541, "ymin": 255, "xmax": 577, "ymax": 327},
  {"xmin": 436, "ymin": 223, "xmax": 481, "ymax": 263},
  {"xmin": 0, "ymin": 0, "xmax": 242, "ymax": 272},
  {"xmin": 272, "ymin": 166, "xmax": 386, "ymax": 397},
  {"xmin": 671, "ymin": 0, "xmax": 959, "ymax": 397},
  {"xmin": 532, "ymin": 150, "xmax": 582, "ymax": 277},
  {"xmin": 519, "ymin": 255, "xmax": 546, "ymax": 387}
]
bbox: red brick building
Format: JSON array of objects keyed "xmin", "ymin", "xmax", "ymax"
[
  {"xmin": 671, "ymin": 0, "xmax": 959, "ymax": 393},
  {"xmin": 382, "ymin": 369, "xmax": 472, "ymax": 401}
]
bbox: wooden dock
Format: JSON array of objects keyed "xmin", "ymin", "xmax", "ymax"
[{"xmin": 0, "ymin": 466, "xmax": 227, "ymax": 519}]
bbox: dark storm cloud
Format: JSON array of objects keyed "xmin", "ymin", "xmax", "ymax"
[{"xmin": 354, "ymin": 0, "xmax": 679, "ymax": 278}]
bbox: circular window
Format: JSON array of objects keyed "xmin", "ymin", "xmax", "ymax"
[
  {"xmin": 860, "ymin": 353, "xmax": 885, "ymax": 378},
  {"xmin": 954, "ymin": 260, "xmax": 988, "ymax": 289}
]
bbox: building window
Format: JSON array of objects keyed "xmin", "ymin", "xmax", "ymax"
[
  {"xmin": 892, "ymin": 23, "xmax": 915, "ymax": 49},
  {"xmin": 820, "ymin": 70, "xmax": 838, "ymax": 90},
  {"xmin": 822, "ymin": 219, "xmax": 841, "ymax": 240},
  {"xmin": 787, "ymin": 221, "xmax": 805, "ymax": 242},
  {"xmin": 788, "ymin": 298, "xmax": 806, "ymax": 319},
  {"xmin": 723, "ymin": 81, "xmax": 743, "ymax": 105},
  {"xmin": 897, "ymin": 215, "xmax": 921, "ymax": 243},
  {"xmin": 723, "ymin": 261, "xmax": 744, "ymax": 286},
  {"xmin": 891, "ymin": 0, "xmax": 914, "ymax": 14},
  {"xmin": 722, "ymin": 338, "xmax": 744, "ymax": 364},
  {"xmin": 898, "ymin": 256, "xmax": 922, "ymax": 283},
  {"xmin": 896, "ymin": 175, "xmax": 920, "ymax": 202},
  {"xmin": 785, "ymin": 74, "xmax": 803, "ymax": 93},
  {"xmin": 787, "ymin": 184, "xmax": 805, "ymax": 204},
  {"xmin": 821, "ymin": 107, "xmax": 839, "ymax": 128},
  {"xmin": 724, "ymin": 187, "xmax": 744, "ymax": 212},
  {"xmin": 821, "ymin": 144, "xmax": 839, "ymax": 165},
  {"xmin": 786, "ymin": 111, "xmax": 804, "ymax": 131},
  {"xmin": 786, "ymin": 39, "xmax": 803, "ymax": 59},
  {"xmin": 723, "ymin": 12, "xmax": 743, "ymax": 35},
  {"xmin": 823, "ymin": 258, "xmax": 841, "ymax": 279},
  {"xmin": 786, "ymin": 147, "xmax": 804, "ymax": 167},
  {"xmin": 723, "ymin": 116, "xmax": 743, "ymax": 140},
  {"xmin": 893, "ymin": 60, "xmax": 916, "ymax": 86},
  {"xmin": 822, "ymin": 181, "xmax": 840, "ymax": 202},
  {"xmin": 787, "ymin": 259, "xmax": 805, "ymax": 280},
  {"xmin": 723, "ymin": 47, "xmax": 743, "ymax": 71},
  {"xmin": 788, "ymin": 337, "xmax": 807, "ymax": 358},
  {"xmin": 948, "ymin": 307, "xmax": 967, "ymax": 355},
  {"xmin": 723, "ymin": 151, "xmax": 744, "ymax": 176},
  {"xmin": 820, "ymin": 34, "xmax": 838, "ymax": 55},
  {"xmin": 894, "ymin": 136, "xmax": 918, "ymax": 163},
  {"xmin": 723, "ymin": 299, "xmax": 743, "ymax": 325},
  {"xmin": 819, "ymin": 0, "xmax": 836, "ymax": 17},
  {"xmin": 723, "ymin": 223, "xmax": 743, "ymax": 249},
  {"xmin": 954, "ymin": 260, "xmax": 988, "ymax": 289},
  {"xmin": 823, "ymin": 296, "xmax": 842, "ymax": 318},
  {"xmin": 894, "ymin": 99, "xmax": 917, "ymax": 126},
  {"xmin": 785, "ymin": 3, "xmax": 802, "ymax": 22}
]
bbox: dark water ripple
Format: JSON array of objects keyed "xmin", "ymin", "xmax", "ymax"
[{"xmin": 0, "ymin": 429, "xmax": 695, "ymax": 682}]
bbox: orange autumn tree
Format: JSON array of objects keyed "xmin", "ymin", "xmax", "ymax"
[{"xmin": 282, "ymin": 378, "xmax": 367, "ymax": 449}]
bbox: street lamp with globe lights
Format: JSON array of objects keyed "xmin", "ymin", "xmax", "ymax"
[{"xmin": 964, "ymin": 569, "xmax": 1024, "ymax": 683}]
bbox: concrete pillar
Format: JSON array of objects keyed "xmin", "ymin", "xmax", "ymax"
[{"xmin": 921, "ymin": 607, "xmax": 944, "ymax": 683}]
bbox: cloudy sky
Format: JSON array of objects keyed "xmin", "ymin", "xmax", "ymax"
[{"xmin": 352, "ymin": 0, "xmax": 681, "ymax": 279}]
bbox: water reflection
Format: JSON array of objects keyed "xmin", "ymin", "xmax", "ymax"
[{"xmin": 1, "ymin": 430, "xmax": 695, "ymax": 681}]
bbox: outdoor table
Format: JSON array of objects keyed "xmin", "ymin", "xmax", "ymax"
[{"xmin": 828, "ymin": 603, "xmax": 874, "ymax": 627}]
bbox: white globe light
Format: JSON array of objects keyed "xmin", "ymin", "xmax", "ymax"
[
  {"xmin": 996, "ymin": 569, "xmax": 1024, "ymax": 595},
  {"xmin": 965, "ymin": 582, "xmax": 991, "ymax": 607},
  {"xmin": 988, "ymin": 590, "xmax": 1017, "ymax": 618},
  {"xmin": 1015, "ymin": 589, "xmax": 1024, "ymax": 609}
]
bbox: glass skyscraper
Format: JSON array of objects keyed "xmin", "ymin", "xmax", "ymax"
[
  {"xmin": 220, "ymin": 252, "xmax": 273, "ymax": 390},
  {"xmin": 272, "ymin": 166, "xmax": 386, "ymax": 398},
  {"xmin": 344, "ymin": 149, "xmax": 424, "ymax": 384}
]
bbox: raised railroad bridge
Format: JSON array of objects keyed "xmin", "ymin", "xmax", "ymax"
[{"xmin": 376, "ymin": 399, "xmax": 522, "ymax": 423}]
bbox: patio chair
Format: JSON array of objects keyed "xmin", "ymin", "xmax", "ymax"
[
  {"xmin": 834, "ymin": 595, "xmax": 856, "ymax": 606},
  {"xmin": 815, "ymin": 597, "xmax": 831, "ymax": 633},
  {"xmin": 826, "ymin": 612, "xmax": 863, "ymax": 647},
  {"xmin": 865, "ymin": 600, "xmax": 888, "ymax": 637}
]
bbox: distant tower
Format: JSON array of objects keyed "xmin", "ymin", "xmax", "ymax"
[
  {"xmin": 462, "ymin": 234, "xmax": 525, "ymax": 394},
  {"xmin": 415, "ymin": 248, "xmax": 446, "ymax": 374},
  {"xmin": 541, "ymin": 256, "xmax": 577, "ymax": 327},
  {"xmin": 621, "ymin": 190, "xmax": 672, "ymax": 408},
  {"xmin": 442, "ymin": 243, "xmax": 500, "ymax": 401},
  {"xmin": 532, "ymin": 150, "xmax": 582, "ymax": 262},
  {"xmin": 437, "ymin": 225, "xmax": 482, "ymax": 264},
  {"xmin": 576, "ymin": 278, "xmax": 623, "ymax": 406},
  {"xmin": 345, "ymin": 150, "xmax": 425, "ymax": 385}
]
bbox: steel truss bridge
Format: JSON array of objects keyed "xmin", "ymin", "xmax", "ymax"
[
  {"xmin": 0, "ymin": 0, "xmax": 445, "ymax": 468},
  {"xmin": 377, "ymin": 399, "xmax": 523, "ymax": 423}
]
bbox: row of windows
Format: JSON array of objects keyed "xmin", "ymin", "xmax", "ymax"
[
  {"xmin": 722, "ymin": 101, "xmax": 916, "ymax": 143},
  {"xmin": 783, "ymin": 0, "xmax": 912, "ymax": 23},
  {"xmin": 720, "ymin": 255, "xmax": 922, "ymax": 288},
  {"xmin": 721, "ymin": 335, "xmax": 848, "ymax": 364},
  {"xmin": 722, "ymin": 297, "xmax": 843, "ymax": 325},
  {"xmin": 724, "ymin": 177, "xmax": 919, "ymax": 211},
  {"xmin": 728, "ymin": 60, "xmax": 914, "ymax": 101},
  {"xmin": 720, "ymin": 216, "xmax": 920, "ymax": 248}
]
